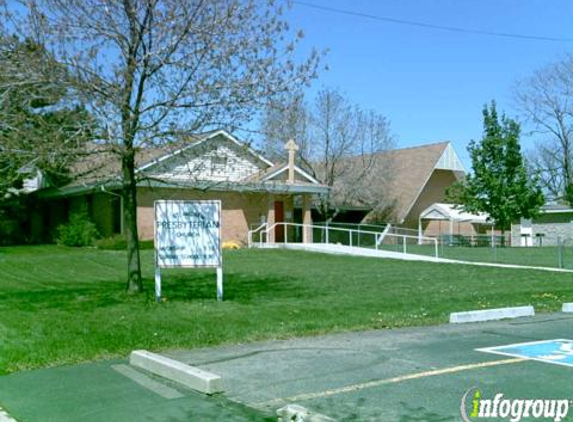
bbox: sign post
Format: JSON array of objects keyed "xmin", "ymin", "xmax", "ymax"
[{"xmin": 154, "ymin": 200, "xmax": 223, "ymax": 302}]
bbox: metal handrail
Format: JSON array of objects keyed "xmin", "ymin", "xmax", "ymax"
[
  {"xmin": 255, "ymin": 221, "xmax": 439, "ymax": 258},
  {"xmin": 247, "ymin": 222, "xmax": 268, "ymax": 248}
]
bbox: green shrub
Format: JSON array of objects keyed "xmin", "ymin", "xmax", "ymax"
[
  {"xmin": 56, "ymin": 212, "xmax": 100, "ymax": 247},
  {"xmin": 139, "ymin": 239, "xmax": 155, "ymax": 250},
  {"xmin": 95, "ymin": 235, "xmax": 154, "ymax": 250},
  {"xmin": 94, "ymin": 234, "xmax": 126, "ymax": 250}
]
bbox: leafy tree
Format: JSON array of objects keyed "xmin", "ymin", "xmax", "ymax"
[
  {"xmin": 3, "ymin": 0, "xmax": 320, "ymax": 293},
  {"xmin": 448, "ymin": 102, "xmax": 544, "ymax": 234}
]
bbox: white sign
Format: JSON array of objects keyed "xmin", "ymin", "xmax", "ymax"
[
  {"xmin": 154, "ymin": 200, "xmax": 223, "ymax": 301},
  {"xmin": 154, "ymin": 200, "xmax": 222, "ymax": 268}
]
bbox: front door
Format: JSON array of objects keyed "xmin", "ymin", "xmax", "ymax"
[{"xmin": 274, "ymin": 201, "xmax": 285, "ymax": 242}]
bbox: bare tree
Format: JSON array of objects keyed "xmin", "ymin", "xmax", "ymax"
[
  {"xmin": 0, "ymin": 35, "xmax": 92, "ymax": 197},
  {"xmin": 514, "ymin": 54, "xmax": 573, "ymax": 203},
  {"xmin": 260, "ymin": 87, "xmax": 395, "ymax": 219},
  {"xmin": 327, "ymin": 107, "xmax": 397, "ymax": 221},
  {"xmin": 260, "ymin": 91, "xmax": 311, "ymax": 164},
  {"xmin": 2, "ymin": 0, "xmax": 320, "ymax": 292}
]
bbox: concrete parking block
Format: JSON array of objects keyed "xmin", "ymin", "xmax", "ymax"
[
  {"xmin": 130, "ymin": 350, "xmax": 223, "ymax": 395},
  {"xmin": 449, "ymin": 306, "xmax": 534, "ymax": 323}
]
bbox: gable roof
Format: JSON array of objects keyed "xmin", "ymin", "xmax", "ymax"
[
  {"xmin": 420, "ymin": 203, "xmax": 491, "ymax": 224},
  {"xmin": 330, "ymin": 141, "xmax": 465, "ymax": 223},
  {"xmin": 137, "ymin": 129, "xmax": 274, "ymax": 173},
  {"xmin": 65, "ymin": 130, "xmax": 272, "ymax": 187},
  {"xmin": 388, "ymin": 142, "xmax": 456, "ymax": 223},
  {"xmin": 260, "ymin": 162, "xmax": 321, "ymax": 185},
  {"xmin": 36, "ymin": 129, "xmax": 329, "ymax": 197}
]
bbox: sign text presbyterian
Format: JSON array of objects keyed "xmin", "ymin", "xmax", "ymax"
[{"xmin": 154, "ymin": 200, "xmax": 222, "ymax": 268}]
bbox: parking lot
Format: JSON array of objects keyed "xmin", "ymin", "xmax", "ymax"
[
  {"xmin": 2, "ymin": 313, "xmax": 573, "ymax": 421},
  {"xmin": 167, "ymin": 312, "xmax": 573, "ymax": 421}
]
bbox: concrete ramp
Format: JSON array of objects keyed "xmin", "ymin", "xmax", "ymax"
[
  {"xmin": 256, "ymin": 242, "xmax": 573, "ymax": 273},
  {"xmin": 260, "ymin": 242, "xmax": 441, "ymax": 262}
]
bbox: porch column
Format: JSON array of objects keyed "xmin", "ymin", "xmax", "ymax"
[
  {"xmin": 267, "ymin": 194, "xmax": 275, "ymax": 243},
  {"xmin": 302, "ymin": 193, "xmax": 313, "ymax": 243},
  {"xmin": 284, "ymin": 195, "xmax": 294, "ymax": 242}
]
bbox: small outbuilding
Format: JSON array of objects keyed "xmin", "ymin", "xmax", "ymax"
[
  {"xmin": 511, "ymin": 204, "xmax": 573, "ymax": 246},
  {"xmin": 418, "ymin": 203, "xmax": 494, "ymax": 244}
]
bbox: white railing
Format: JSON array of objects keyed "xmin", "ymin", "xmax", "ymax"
[
  {"xmin": 376, "ymin": 223, "xmax": 392, "ymax": 248},
  {"xmin": 248, "ymin": 222, "xmax": 439, "ymax": 258},
  {"xmin": 247, "ymin": 222, "xmax": 268, "ymax": 248}
]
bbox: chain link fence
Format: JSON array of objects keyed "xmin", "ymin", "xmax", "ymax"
[{"xmin": 437, "ymin": 234, "xmax": 573, "ymax": 269}]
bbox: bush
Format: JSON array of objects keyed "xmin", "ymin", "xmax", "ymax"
[
  {"xmin": 94, "ymin": 234, "xmax": 126, "ymax": 250},
  {"xmin": 56, "ymin": 212, "xmax": 100, "ymax": 247},
  {"xmin": 95, "ymin": 235, "xmax": 154, "ymax": 250},
  {"xmin": 0, "ymin": 194, "xmax": 33, "ymax": 245}
]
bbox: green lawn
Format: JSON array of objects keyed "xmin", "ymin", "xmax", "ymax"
[
  {"xmin": 306, "ymin": 227, "xmax": 573, "ymax": 269},
  {"xmin": 438, "ymin": 245, "xmax": 572, "ymax": 268},
  {"xmin": 1, "ymin": 245, "xmax": 572, "ymax": 375},
  {"xmin": 377, "ymin": 243, "xmax": 573, "ymax": 269}
]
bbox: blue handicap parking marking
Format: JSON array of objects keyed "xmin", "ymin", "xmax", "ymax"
[{"xmin": 477, "ymin": 339, "xmax": 573, "ymax": 368}]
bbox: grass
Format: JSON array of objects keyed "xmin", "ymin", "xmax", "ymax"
[
  {"xmin": 394, "ymin": 244, "xmax": 573, "ymax": 269},
  {"xmin": 1, "ymin": 245, "xmax": 572, "ymax": 375},
  {"xmin": 439, "ymin": 245, "xmax": 572, "ymax": 268},
  {"xmin": 305, "ymin": 227, "xmax": 573, "ymax": 269}
]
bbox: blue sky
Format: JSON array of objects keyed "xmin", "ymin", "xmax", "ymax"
[{"xmin": 283, "ymin": 0, "xmax": 573, "ymax": 167}]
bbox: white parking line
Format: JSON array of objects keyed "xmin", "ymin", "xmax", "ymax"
[{"xmin": 258, "ymin": 357, "xmax": 524, "ymax": 407}]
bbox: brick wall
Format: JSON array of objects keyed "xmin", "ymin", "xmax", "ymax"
[
  {"xmin": 511, "ymin": 213, "xmax": 573, "ymax": 246},
  {"xmin": 137, "ymin": 187, "xmax": 269, "ymax": 244},
  {"xmin": 422, "ymin": 220, "xmax": 478, "ymax": 237}
]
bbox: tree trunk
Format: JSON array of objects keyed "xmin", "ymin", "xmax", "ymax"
[{"xmin": 122, "ymin": 149, "xmax": 143, "ymax": 293}]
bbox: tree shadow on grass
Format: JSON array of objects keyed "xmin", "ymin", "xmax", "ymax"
[
  {"xmin": 0, "ymin": 282, "xmax": 132, "ymax": 312},
  {"xmin": 2, "ymin": 270, "xmax": 316, "ymax": 311},
  {"xmin": 154, "ymin": 270, "xmax": 313, "ymax": 303}
]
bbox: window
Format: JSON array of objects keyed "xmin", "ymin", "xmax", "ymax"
[
  {"xmin": 112, "ymin": 196, "xmax": 122, "ymax": 234},
  {"xmin": 210, "ymin": 156, "xmax": 227, "ymax": 175}
]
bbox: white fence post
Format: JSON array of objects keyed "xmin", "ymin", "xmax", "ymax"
[
  {"xmin": 349, "ymin": 229, "xmax": 353, "ymax": 247},
  {"xmin": 402, "ymin": 236, "xmax": 407, "ymax": 254}
]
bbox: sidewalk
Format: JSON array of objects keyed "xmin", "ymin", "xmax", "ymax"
[{"xmin": 0, "ymin": 359, "xmax": 272, "ymax": 422}]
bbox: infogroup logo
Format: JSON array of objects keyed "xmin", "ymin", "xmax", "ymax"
[{"xmin": 460, "ymin": 387, "xmax": 571, "ymax": 422}]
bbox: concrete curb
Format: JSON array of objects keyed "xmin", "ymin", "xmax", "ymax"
[
  {"xmin": 562, "ymin": 303, "xmax": 573, "ymax": 313},
  {"xmin": 0, "ymin": 409, "xmax": 18, "ymax": 422},
  {"xmin": 277, "ymin": 404, "xmax": 337, "ymax": 422},
  {"xmin": 130, "ymin": 350, "xmax": 223, "ymax": 395},
  {"xmin": 449, "ymin": 306, "xmax": 535, "ymax": 324}
]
